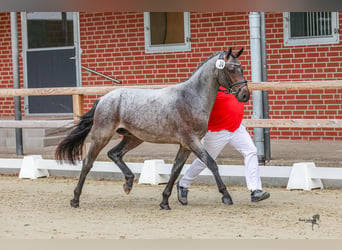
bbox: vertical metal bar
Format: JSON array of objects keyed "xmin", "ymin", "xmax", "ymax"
[
  {"xmin": 324, "ymin": 12, "xmax": 326, "ymax": 35},
  {"xmin": 328, "ymin": 12, "xmax": 331, "ymax": 35},
  {"xmin": 319, "ymin": 12, "xmax": 322, "ymax": 36},
  {"xmin": 316, "ymin": 12, "xmax": 319, "ymax": 36},
  {"xmin": 306, "ymin": 12, "xmax": 309, "ymax": 36},
  {"xmin": 310, "ymin": 12, "xmax": 313, "ymax": 36},
  {"xmin": 318, "ymin": 12, "xmax": 320, "ymax": 36},
  {"xmin": 260, "ymin": 12, "xmax": 268, "ymax": 83},
  {"xmin": 323, "ymin": 12, "xmax": 326, "ymax": 35},
  {"xmin": 20, "ymin": 12, "xmax": 29, "ymax": 115},
  {"xmin": 326, "ymin": 12, "xmax": 329, "ymax": 35},
  {"xmin": 249, "ymin": 12, "xmax": 265, "ymax": 165},
  {"xmin": 260, "ymin": 12, "xmax": 270, "ymax": 162},
  {"xmin": 312, "ymin": 12, "xmax": 315, "ymax": 36},
  {"xmin": 10, "ymin": 12, "xmax": 24, "ymax": 155},
  {"xmin": 73, "ymin": 12, "xmax": 82, "ymax": 87},
  {"xmin": 308, "ymin": 12, "xmax": 311, "ymax": 36},
  {"xmin": 327, "ymin": 12, "xmax": 330, "ymax": 35}
]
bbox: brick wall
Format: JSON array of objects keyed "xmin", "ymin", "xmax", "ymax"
[
  {"xmin": 0, "ymin": 13, "xmax": 15, "ymax": 115},
  {"xmin": 0, "ymin": 12, "xmax": 24, "ymax": 116},
  {"xmin": 264, "ymin": 12, "xmax": 342, "ymax": 140},
  {"xmin": 0, "ymin": 12, "xmax": 341, "ymax": 140}
]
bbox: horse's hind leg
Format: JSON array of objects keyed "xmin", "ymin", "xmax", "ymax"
[
  {"xmin": 160, "ymin": 145, "xmax": 191, "ymax": 210},
  {"xmin": 107, "ymin": 135, "xmax": 143, "ymax": 194},
  {"xmin": 71, "ymin": 135, "xmax": 112, "ymax": 208}
]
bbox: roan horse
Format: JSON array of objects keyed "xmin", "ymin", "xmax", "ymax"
[{"xmin": 55, "ymin": 48, "xmax": 250, "ymax": 210}]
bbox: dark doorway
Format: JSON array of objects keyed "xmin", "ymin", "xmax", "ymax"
[{"xmin": 23, "ymin": 12, "xmax": 78, "ymax": 115}]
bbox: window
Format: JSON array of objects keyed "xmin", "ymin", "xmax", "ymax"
[
  {"xmin": 27, "ymin": 12, "xmax": 74, "ymax": 49},
  {"xmin": 283, "ymin": 12, "xmax": 339, "ymax": 46},
  {"xmin": 144, "ymin": 12, "xmax": 191, "ymax": 53}
]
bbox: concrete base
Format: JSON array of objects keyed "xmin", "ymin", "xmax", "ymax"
[
  {"xmin": 19, "ymin": 155, "xmax": 50, "ymax": 179},
  {"xmin": 138, "ymin": 159, "xmax": 170, "ymax": 185},
  {"xmin": 286, "ymin": 162, "xmax": 323, "ymax": 190}
]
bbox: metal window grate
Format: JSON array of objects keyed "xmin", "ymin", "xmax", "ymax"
[{"xmin": 290, "ymin": 12, "xmax": 332, "ymax": 38}]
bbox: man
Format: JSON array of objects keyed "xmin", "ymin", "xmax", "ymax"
[{"xmin": 177, "ymin": 87, "xmax": 270, "ymax": 205}]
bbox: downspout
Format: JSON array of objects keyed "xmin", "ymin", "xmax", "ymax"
[
  {"xmin": 249, "ymin": 12, "xmax": 265, "ymax": 165},
  {"xmin": 11, "ymin": 12, "xmax": 23, "ymax": 155},
  {"xmin": 260, "ymin": 12, "xmax": 271, "ymax": 162},
  {"xmin": 73, "ymin": 12, "xmax": 82, "ymax": 87}
]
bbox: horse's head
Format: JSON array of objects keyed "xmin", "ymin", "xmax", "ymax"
[{"xmin": 215, "ymin": 48, "xmax": 250, "ymax": 103}]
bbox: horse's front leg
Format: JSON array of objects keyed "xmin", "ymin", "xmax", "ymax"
[
  {"xmin": 210, "ymin": 159, "xmax": 233, "ymax": 205},
  {"xmin": 160, "ymin": 146, "xmax": 191, "ymax": 210},
  {"xmin": 189, "ymin": 140, "xmax": 233, "ymax": 205}
]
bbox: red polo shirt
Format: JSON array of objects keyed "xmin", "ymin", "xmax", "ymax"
[{"xmin": 207, "ymin": 88, "xmax": 244, "ymax": 132}]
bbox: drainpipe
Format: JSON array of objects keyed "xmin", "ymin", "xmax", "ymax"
[
  {"xmin": 249, "ymin": 12, "xmax": 265, "ymax": 165},
  {"xmin": 260, "ymin": 12, "xmax": 271, "ymax": 162},
  {"xmin": 11, "ymin": 12, "xmax": 23, "ymax": 155}
]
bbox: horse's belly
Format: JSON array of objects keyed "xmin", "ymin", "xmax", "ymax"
[{"xmin": 134, "ymin": 131, "xmax": 181, "ymax": 144}]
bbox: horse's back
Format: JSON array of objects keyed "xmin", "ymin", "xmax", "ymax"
[
  {"xmin": 100, "ymin": 85, "xmax": 187, "ymax": 111},
  {"xmin": 93, "ymin": 87, "xmax": 178, "ymax": 137}
]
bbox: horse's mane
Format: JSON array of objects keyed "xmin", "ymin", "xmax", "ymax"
[{"xmin": 177, "ymin": 51, "xmax": 221, "ymax": 84}]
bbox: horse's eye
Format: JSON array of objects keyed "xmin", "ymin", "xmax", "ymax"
[{"xmin": 228, "ymin": 69, "xmax": 235, "ymax": 74}]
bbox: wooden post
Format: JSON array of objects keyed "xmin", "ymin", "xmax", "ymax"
[
  {"xmin": 72, "ymin": 94, "xmax": 86, "ymax": 159},
  {"xmin": 72, "ymin": 94, "xmax": 84, "ymax": 123}
]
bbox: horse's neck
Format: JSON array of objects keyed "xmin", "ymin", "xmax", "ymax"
[{"xmin": 185, "ymin": 63, "xmax": 219, "ymax": 112}]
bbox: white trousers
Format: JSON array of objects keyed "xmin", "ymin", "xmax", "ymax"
[{"xmin": 179, "ymin": 125, "xmax": 262, "ymax": 191}]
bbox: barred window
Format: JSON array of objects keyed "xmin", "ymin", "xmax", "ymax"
[{"xmin": 284, "ymin": 12, "xmax": 339, "ymax": 46}]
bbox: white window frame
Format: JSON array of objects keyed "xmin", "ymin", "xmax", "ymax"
[
  {"xmin": 283, "ymin": 12, "xmax": 339, "ymax": 46},
  {"xmin": 144, "ymin": 12, "xmax": 191, "ymax": 53}
]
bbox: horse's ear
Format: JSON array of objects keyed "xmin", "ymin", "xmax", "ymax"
[
  {"xmin": 226, "ymin": 48, "xmax": 232, "ymax": 60},
  {"xmin": 236, "ymin": 48, "xmax": 244, "ymax": 58}
]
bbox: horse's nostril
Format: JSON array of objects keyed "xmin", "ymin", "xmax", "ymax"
[{"xmin": 242, "ymin": 93, "xmax": 250, "ymax": 102}]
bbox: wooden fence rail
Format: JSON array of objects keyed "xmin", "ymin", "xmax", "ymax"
[
  {"xmin": 1, "ymin": 80, "xmax": 342, "ymax": 97},
  {"xmin": 0, "ymin": 120, "xmax": 74, "ymax": 128},
  {"xmin": 1, "ymin": 119, "xmax": 341, "ymax": 129},
  {"xmin": 242, "ymin": 119, "xmax": 342, "ymax": 128},
  {"xmin": 1, "ymin": 80, "xmax": 342, "ymax": 129}
]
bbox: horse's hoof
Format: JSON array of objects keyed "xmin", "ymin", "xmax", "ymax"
[
  {"xmin": 222, "ymin": 196, "xmax": 233, "ymax": 205},
  {"xmin": 123, "ymin": 183, "xmax": 132, "ymax": 195},
  {"xmin": 159, "ymin": 203, "xmax": 171, "ymax": 210},
  {"xmin": 70, "ymin": 199, "xmax": 79, "ymax": 208}
]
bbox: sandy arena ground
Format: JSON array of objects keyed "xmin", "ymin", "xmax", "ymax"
[{"xmin": 0, "ymin": 175, "xmax": 342, "ymax": 239}]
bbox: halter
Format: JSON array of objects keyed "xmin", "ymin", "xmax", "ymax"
[{"xmin": 216, "ymin": 51, "xmax": 248, "ymax": 97}]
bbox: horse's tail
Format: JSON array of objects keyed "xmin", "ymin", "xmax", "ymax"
[{"xmin": 55, "ymin": 99, "xmax": 100, "ymax": 164}]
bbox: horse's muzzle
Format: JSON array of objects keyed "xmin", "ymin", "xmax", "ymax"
[{"xmin": 237, "ymin": 85, "xmax": 250, "ymax": 103}]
